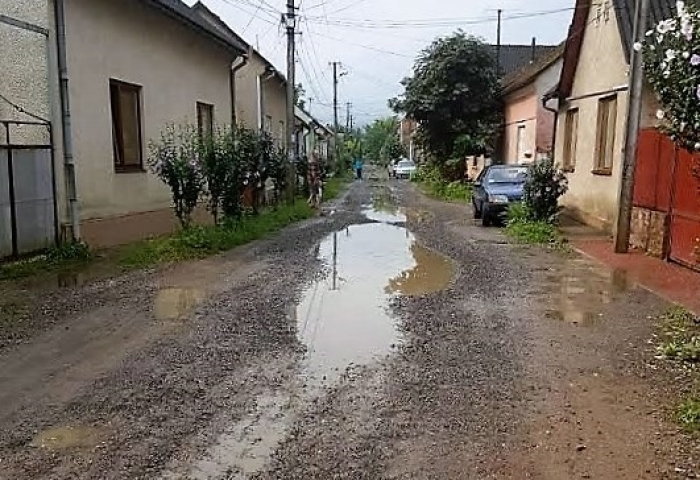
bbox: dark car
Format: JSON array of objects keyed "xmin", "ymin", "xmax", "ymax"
[{"xmin": 472, "ymin": 165, "xmax": 528, "ymax": 226}]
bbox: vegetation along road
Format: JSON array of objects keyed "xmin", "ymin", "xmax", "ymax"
[{"xmin": 0, "ymin": 169, "xmax": 698, "ymax": 479}]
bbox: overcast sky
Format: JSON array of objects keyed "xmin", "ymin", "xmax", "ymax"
[{"xmin": 189, "ymin": 0, "xmax": 574, "ymax": 127}]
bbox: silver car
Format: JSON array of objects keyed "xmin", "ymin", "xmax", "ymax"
[{"xmin": 394, "ymin": 159, "xmax": 416, "ymax": 179}]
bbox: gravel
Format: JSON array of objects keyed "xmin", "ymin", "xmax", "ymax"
[{"xmin": 0, "ymin": 172, "xmax": 696, "ymax": 479}]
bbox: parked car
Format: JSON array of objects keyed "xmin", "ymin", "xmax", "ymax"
[
  {"xmin": 394, "ymin": 159, "xmax": 416, "ymax": 179},
  {"xmin": 472, "ymin": 165, "xmax": 528, "ymax": 226}
]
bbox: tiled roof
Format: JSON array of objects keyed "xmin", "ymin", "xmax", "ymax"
[
  {"xmin": 488, "ymin": 44, "xmax": 560, "ymax": 76},
  {"xmin": 144, "ymin": 0, "xmax": 247, "ymax": 54},
  {"xmin": 501, "ymin": 43, "xmax": 565, "ymax": 95}
]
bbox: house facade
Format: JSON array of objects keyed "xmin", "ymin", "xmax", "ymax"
[
  {"xmin": 192, "ymin": 2, "xmax": 287, "ymax": 145},
  {"xmin": 1, "ymin": 0, "xmax": 253, "ymax": 251},
  {"xmin": 501, "ymin": 45, "xmax": 564, "ymax": 164},
  {"xmin": 549, "ymin": 0, "xmax": 661, "ymax": 233}
]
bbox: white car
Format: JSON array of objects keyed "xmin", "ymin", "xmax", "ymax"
[{"xmin": 394, "ymin": 159, "xmax": 416, "ymax": 179}]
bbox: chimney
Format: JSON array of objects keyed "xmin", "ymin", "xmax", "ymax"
[{"xmin": 531, "ymin": 37, "xmax": 536, "ymax": 63}]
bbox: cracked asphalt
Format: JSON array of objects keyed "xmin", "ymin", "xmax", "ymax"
[{"xmin": 0, "ymin": 168, "xmax": 696, "ymax": 479}]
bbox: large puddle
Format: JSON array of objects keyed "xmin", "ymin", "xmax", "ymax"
[
  {"xmin": 161, "ymin": 202, "xmax": 454, "ymax": 479},
  {"xmin": 296, "ymin": 216, "xmax": 453, "ymax": 385}
]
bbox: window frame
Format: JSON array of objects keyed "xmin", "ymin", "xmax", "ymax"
[
  {"xmin": 593, "ymin": 94, "xmax": 617, "ymax": 176},
  {"xmin": 197, "ymin": 101, "xmax": 214, "ymax": 143},
  {"xmin": 562, "ymin": 107, "xmax": 579, "ymax": 173},
  {"xmin": 110, "ymin": 79, "xmax": 144, "ymax": 173}
]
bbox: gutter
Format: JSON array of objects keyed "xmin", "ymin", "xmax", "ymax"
[
  {"xmin": 230, "ymin": 52, "xmax": 248, "ymax": 125},
  {"xmin": 542, "ymin": 92, "xmax": 559, "ymax": 160},
  {"xmin": 54, "ymin": 0, "xmax": 80, "ymax": 241}
]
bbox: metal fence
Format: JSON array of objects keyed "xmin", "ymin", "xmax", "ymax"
[{"xmin": 0, "ymin": 120, "xmax": 57, "ymax": 258}]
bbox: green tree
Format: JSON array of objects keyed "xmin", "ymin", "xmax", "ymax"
[
  {"xmin": 390, "ymin": 32, "xmax": 501, "ymax": 165},
  {"xmin": 364, "ymin": 116, "xmax": 405, "ymax": 166}
]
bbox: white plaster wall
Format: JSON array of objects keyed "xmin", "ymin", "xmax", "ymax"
[{"xmin": 64, "ymin": 0, "xmax": 236, "ymax": 220}]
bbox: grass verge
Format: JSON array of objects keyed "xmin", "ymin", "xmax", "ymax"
[
  {"xmin": 656, "ymin": 306, "xmax": 700, "ymax": 362},
  {"xmin": 0, "ymin": 242, "xmax": 92, "ymax": 281},
  {"xmin": 411, "ymin": 166, "xmax": 472, "ymax": 203},
  {"xmin": 677, "ymin": 398, "xmax": 700, "ymax": 432},
  {"xmin": 116, "ymin": 200, "xmax": 314, "ymax": 270},
  {"xmin": 505, "ymin": 219, "xmax": 563, "ymax": 245},
  {"xmin": 1, "ymin": 176, "xmax": 349, "ymax": 281}
]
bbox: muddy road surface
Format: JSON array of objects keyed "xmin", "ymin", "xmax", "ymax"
[{"xmin": 0, "ymin": 169, "xmax": 695, "ymax": 479}]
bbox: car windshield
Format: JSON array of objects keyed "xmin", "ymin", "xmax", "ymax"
[
  {"xmin": 398, "ymin": 160, "xmax": 414, "ymax": 168},
  {"xmin": 485, "ymin": 167, "xmax": 527, "ymax": 184}
]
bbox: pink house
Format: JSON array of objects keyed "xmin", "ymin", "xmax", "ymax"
[{"xmin": 501, "ymin": 45, "xmax": 565, "ymax": 164}]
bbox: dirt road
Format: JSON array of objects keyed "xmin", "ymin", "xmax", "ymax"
[{"xmin": 0, "ymin": 170, "xmax": 696, "ymax": 479}]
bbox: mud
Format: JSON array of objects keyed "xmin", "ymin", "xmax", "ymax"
[{"xmin": 0, "ymin": 170, "xmax": 696, "ymax": 479}]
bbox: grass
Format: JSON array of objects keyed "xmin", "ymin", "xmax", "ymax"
[
  {"xmin": 505, "ymin": 219, "xmax": 563, "ymax": 245},
  {"xmin": 0, "ymin": 242, "xmax": 92, "ymax": 281},
  {"xmin": 656, "ymin": 306, "xmax": 700, "ymax": 362},
  {"xmin": 116, "ymin": 200, "xmax": 314, "ymax": 270},
  {"xmin": 0, "ymin": 176, "xmax": 350, "ymax": 281},
  {"xmin": 411, "ymin": 166, "xmax": 472, "ymax": 203},
  {"xmin": 676, "ymin": 398, "xmax": 700, "ymax": 432}
]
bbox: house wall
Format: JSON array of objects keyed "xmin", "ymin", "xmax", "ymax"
[
  {"xmin": 534, "ymin": 58, "xmax": 563, "ymax": 156},
  {"xmin": 235, "ymin": 52, "xmax": 287, "ymax": 144},
  {"xmin": 0, "ymin": 0, "xmax": 51, "ymax": 129},
  {"xmin": 553, "ymin": 3, "xmax": 658, "ymax": 232},
  {"xmin": 502, "ymin": 57, "xmax": 563, "ymax": 164},
  {"xmin": 63, "ymin": 0, "xmax": 236, "ymax": 237},
  {"xmin": 503, "ymin": 87, "xmax": 537, "ymax": 164}
]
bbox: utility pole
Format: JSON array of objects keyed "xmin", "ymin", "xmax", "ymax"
[
  {"xmin": 285, "ymin": 0, "xmax": 297, "ymax": 202},
  {"xmin": 332, "ymin": 61, "xmax": 340, "ymax": 171},
  {"xmin": 496, "ymin": 9, "xmax": 502, "ymax": 77},
  {"xmin": 615, "ymin": 0, "xmax": 650, "ymax": 253},
  {"xmin": 345, "ymin": 102, "xmax": 352, "ymax": 131}
]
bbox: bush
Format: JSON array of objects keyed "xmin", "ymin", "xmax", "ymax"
[
  {"xmin": 413, "ymin": 164, "xmax": 471, "ymax": 201},
  {"xmin": 523, "ymin": 158, "xmax": 568, "ymax": 222},
  {"xmin": 149, "ymin": 124, "xmax": 205, "ymax": 229},
  {"xmin": 505, "ymin": 203, "xmax": 561, "ymax": 244}
]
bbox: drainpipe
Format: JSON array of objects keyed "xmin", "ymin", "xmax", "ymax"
[
  {"xmin": 543, "ymin": 93, "xmax": 559, "ymax": 160},
  {"xmin": 54, "ymin": 0, "xmax": 80, "ymax": 241},
  {"xmin": 230, "ymin": 52, "xmax": 248, "ymax": 126}
]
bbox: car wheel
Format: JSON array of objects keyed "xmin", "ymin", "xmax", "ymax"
[
  {"xmin": 481, "ymin": 209, "xmax": 492, "ymax": 227},
  {"xmin": 473, "ymin": 201, "xmax": 482, "ymax": 219}
]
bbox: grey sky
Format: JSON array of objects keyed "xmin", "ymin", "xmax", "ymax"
[{"xmin": 189, "ymin": 0, "xmax": 574, "ymax": 126}]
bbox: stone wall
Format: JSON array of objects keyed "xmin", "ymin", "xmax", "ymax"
[{"xmin": 630, "ymin": 206, "xmax": 668, "ymax": 258}]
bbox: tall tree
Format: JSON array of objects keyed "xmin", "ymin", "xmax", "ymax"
[
  {"xmin": 390, "ymin": 32, "xmax": 501, "ymax": 163},
  {"xmin": 364, "ymin": 116, "xmax": 405, "ymax": 166}
]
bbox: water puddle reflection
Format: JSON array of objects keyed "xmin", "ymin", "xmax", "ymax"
[
  {"xmin": 546, "ymin": 258, "xmax": 633, "ymax": 324},
  {"xmin": 153, "ymin": 288, "xmax": 206, "ymax": 320},
  {"xmin": 31, "ymin": 425, "xmax": 104, "ymax": 451},
  {"xmin": 296, "ymin": 221, "xmax": 452, "ymax": 384}
]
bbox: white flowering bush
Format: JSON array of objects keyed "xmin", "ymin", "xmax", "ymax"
[{"xmin": 639, "ymin": 1, "xmax": 700, "ymax": 151}]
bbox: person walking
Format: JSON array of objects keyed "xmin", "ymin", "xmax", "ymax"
[
  {"xmin": 307, "ymin": 154, "xmax": 322, "ymax": 209},
  {"xmin": 353, "ymin": 156, "xmax": 364, "ymax": 180}
]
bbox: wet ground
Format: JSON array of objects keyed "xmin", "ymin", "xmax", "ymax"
[{"xmin": 0, "ymin": 168, "xmax": 697, "ymax": 479}]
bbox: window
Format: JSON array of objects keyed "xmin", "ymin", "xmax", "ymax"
[
  {"xmin": 110, "ymin": 80, "xmax": 143, "ymax": 171},
  {"xmin": 563, "ymin": 108, "xmax": 579, "ymax": 172},
  {"xmin": 594, "ymin": 95, "xmax": 617, "ymax": 174},
  {"xmin": 197, "ymin": 102, "xmax": 214, "ymax": 142}
]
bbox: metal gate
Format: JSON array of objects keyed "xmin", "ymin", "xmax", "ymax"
[
  {"xmin": 0, "ymin": 120, "xmax": 57, "ymax": 258},
  {"xmin": 668, "ymin": 147, "xmax": 700, "ymax": 270}
]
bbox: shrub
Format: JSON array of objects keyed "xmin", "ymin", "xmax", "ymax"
[
  {"xmin": 149, "ymin": 124, "xmax": 205, "ymax": 229},
  {"xmin": 505, "ymin": 203, "xmax": 561, "ymax": 244},
  {"xmin": 523, "ymin": 158, "xmax": 568, "ymax": 222}
]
